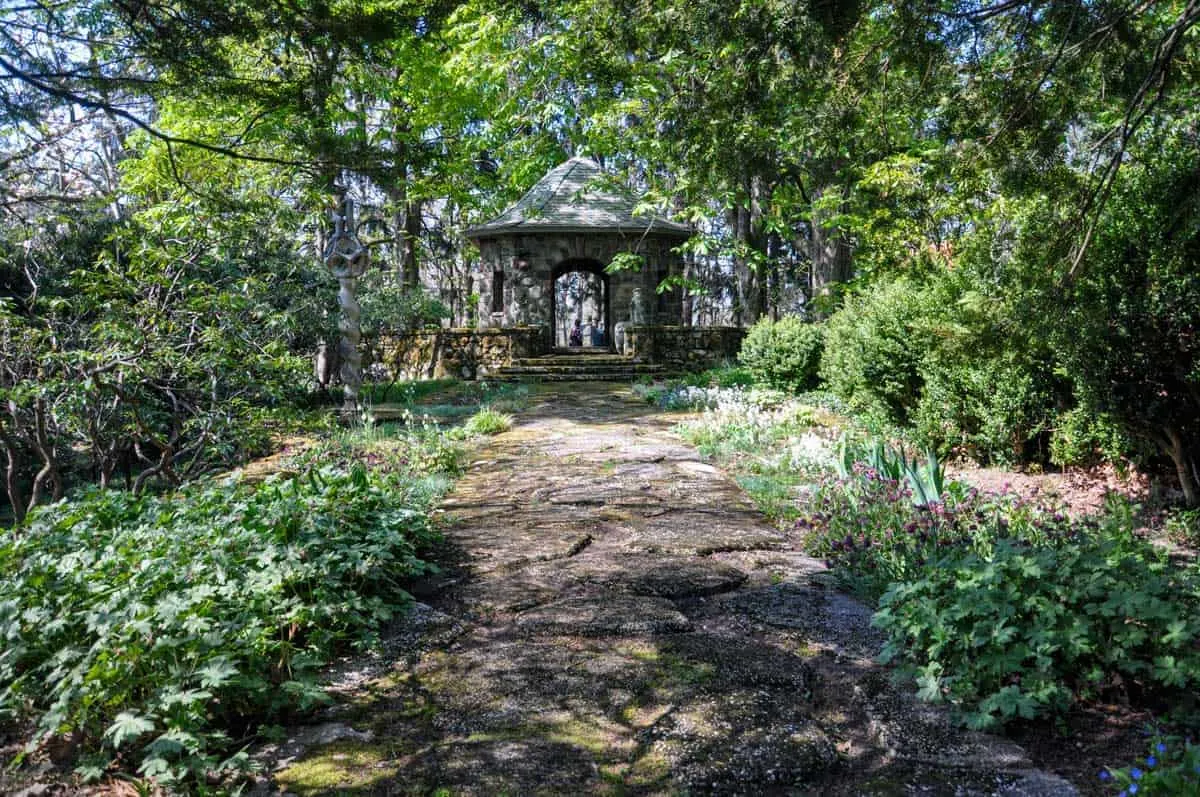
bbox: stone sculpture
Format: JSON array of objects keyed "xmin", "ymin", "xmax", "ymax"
[{"xmin": 323, "ymin": 195, "xmax": 370, "ymax": 418}]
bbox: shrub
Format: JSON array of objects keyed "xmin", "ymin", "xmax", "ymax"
[
  {"xmin": 914, "ymin": 347, "xmax": 1060, "ymax": 467},
  {"xmin": 872, "ymin": 509, "xmax": 1200, "ymax": 730},
  {"xmin": 819, "ymin": 279, "xmax": 932, "ymax": 427},
  {"xmin": 0, "ymin": 464, "xmax": 443, "ymax": 785},
  {"xmin": 739, "ymin": 316, "xmax": 824, "ymax": 393},
  {"xmin": 360, "ymin": 283, "xmax": 451, "ymax": 335},
  {"xmin": 1049, "ymin": 407, "xmax": 1143, "ymax": 470}
]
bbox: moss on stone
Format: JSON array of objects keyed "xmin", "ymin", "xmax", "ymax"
[{"xmin": 274, "ymin": 741, "xmax": 399, "ymax": 796}]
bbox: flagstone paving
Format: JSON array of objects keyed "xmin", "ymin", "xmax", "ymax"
[{"xmin": 264, "ymin": 383, "xmax": 1078, "ymax": 796}]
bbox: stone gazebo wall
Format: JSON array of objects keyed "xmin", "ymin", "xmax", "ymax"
[
  {"xmin": 475, "ymin": 231, "xmax": 684, "ymax": 328},
  {"xmin": 367, "ymin": 327, "xmax": 550, "ymax": 381},
  {"xmin": 620, "ymin": 326, "xmax": 746, "ymax": 371}
]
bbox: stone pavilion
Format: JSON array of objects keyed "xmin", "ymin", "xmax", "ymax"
[
  {"xmin": 465, "ymin": 157, "xmax": 691, "ymax": 347},
  {"xmin": 370, "ymin": 158, "xmax": 744, "ymax": 381}
]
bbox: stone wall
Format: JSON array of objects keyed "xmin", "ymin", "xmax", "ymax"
[
  {"xmin": 473, "ymin": 231, "xmax": 685, "ymax": 329},
  {"xmin": 622, "ymin": 326, "xmax": 746, "ymax": 371},
  {"xmin": 368, "ymin": 327, "xmax": 550, "ymax": 381},
  {"xmin": 365, "ymin": 325, "xmax": 745, "ymax": 381}
]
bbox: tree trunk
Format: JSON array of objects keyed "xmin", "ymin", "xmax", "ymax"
[
  {"xmin": 810, "ymin": 183, "xmax": 853, "ymax": 317},
  {"xmin": 402, "ymin": 198, "xmax": 422, "ymax": 290},
  {"xmin": 730, "ymin": 175, "xmax": 768, "ymax": 326},
  {"xmin": 1164, "ymin": 426, "xmax": 1199, "ymax": 506},
  {"xmin": 0, "ymin": 420, "xmax": 26, "ymax": 525},
  {"xmin": 27, "ymin": 397, "xmax": 62, "ymax": 512},
  {"xmin": 681, "ymin": 250, "xmax": 694, "ymax": 327}
]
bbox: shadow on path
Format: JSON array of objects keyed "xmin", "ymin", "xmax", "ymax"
[{"xmin": 265, "ymin": 383, "xmax": 1077, "ymax": 796}]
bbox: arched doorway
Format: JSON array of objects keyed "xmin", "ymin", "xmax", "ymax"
[{"xmin": 551, "ymin": 259, "xmax": 611, "ymax": 350}]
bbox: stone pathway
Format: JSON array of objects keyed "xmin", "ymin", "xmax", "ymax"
[{"xmin": 268, "ymin": 384, "xmax": 1078, "ymax": 796}]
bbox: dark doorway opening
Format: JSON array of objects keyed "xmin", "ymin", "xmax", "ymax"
[
  {"xmin": 491, "ymin": 269, "xmax": 505, "ymax": 315},
  {"xmin": 551, "ymin": 259, "xmax": 611, "ymax": 350}
]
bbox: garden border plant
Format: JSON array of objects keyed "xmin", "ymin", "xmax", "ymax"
[{"xmin": 0, "ymin": 412, "xmax": 470, "ymax": 788}]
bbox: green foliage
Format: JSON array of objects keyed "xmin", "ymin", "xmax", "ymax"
[
  {"xmin": 680, "ymin": 365, "xmax": 757, "ymax": 390},
  {"xmin": 360, "ymin": 282, "xmax": 452, "ymax": 336},
  {"xmin": 913, "ymin": 339, "xmax": 1060, "ymax": 468},
  {"xmin": 1162, "ymin": 507, "xmax": 1200, "ymax": 549},
  {"xmin": 461, "ymin": 408, "xmax": 513, "ymax": 436},
  {"xmin": 798, "ymin": 471, "xmax": 1074, "ymax": 602},
  {"xmin": 1040, "ymin": 144, "xmax": 1200, "ymax": 501},
  {"xmin": 314, "ymin": 420, "xmax": 466, "ymax": 478},
  {"xmin": 738, "ymin": 316, "xmax": 824, "ymax": 393},
  {"xmin": 872, "ymin": 508, "xmax": 1200, "ymax": 730},
  {"xmin": 1049, "ymin": 408, "xmax": 1142, "ymax": 470},
  {"xmin": 820, "ymin": 279, "xmax": 931, "ymax": 427},
  {"xmin": 819, "ymin": 268, "xmax": 1063, "ymax": 467},
  {"xmin": 0, "ymin": 463, "xmax": 444, "ymax": 784},
  {"xmin": 834, "ymin": 436, "xmax": 946, "ymax": 507},
  {"xmin": 1101, "ymin": 734, "xmax": 1200, "ymax": 795}
]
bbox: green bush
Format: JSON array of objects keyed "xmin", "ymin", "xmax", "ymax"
[
  {"xmin": 819, "ymin": 279, "xmax": 931, "ymax": 426},
  {"xmin": 798, "ymin": 470, "xmax": 1073, "ymax": 601},
  {"xmin": 360, "ymin": 282, "xmax": 451, "ymax": 335},
  {"xmin": 462, "ymin": 407, "xmax": 514, "ymax": 436},
  {"xmin": 872, "ymin": 511, "xmax": 1200, "ymax": 730},
  {"xmin": 1049, "ymin": 407, "xmax": 1142, "ymax": 470},
  {"xmin": 0, "ymin": 465, "xmax": 442, "ymax": 785},
  {"xmin": 738, "ymin": 316, "xmax": 825, "ymax": 393},
  {"xmin": 913, "ymin": 347, "xmax": 1059, "ymax": 467},
  {"xmin": 820, "ymin": 270, "xmax": 1064, "ymax": 466}
]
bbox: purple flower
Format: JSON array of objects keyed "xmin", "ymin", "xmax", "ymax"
[
  {"xmin": 1129, "ymin": 785, "xmax": 1138, "ymax": 794},
  {"xmin": 1099, "ymin": 770, "xmax": 1112, "ymax": 782},
  {"xmin": 1131, "ymin": 767, "xmax": 1143, "ymax": 780},
  {"xmin": 1155, "ymin": 742, "xmax": 1166, "ymax": 753},
  {"xmin": 1146, "ymin": 755, "xmax": 1157, "ymax": 767}
]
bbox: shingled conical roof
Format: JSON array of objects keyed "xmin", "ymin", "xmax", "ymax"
[{"xmin": 464, "ymin": 157, "xmax": 691, "ymax": 239}]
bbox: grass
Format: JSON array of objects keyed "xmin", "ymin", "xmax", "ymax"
[
  {"xmin": 461, "ymin": 407, "xmax": 514, "ymax": 436},
  {"xmin": 364, "ymin": 379, "xmax": 530, "ymax": 428}
]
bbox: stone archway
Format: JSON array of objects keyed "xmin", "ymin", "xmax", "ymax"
[{"xmin": 551, "ymin": 258, "xmax": 611, "ymax": 350}]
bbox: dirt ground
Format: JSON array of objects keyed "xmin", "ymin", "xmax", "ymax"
[{"xmin": 947, "ymin": 464, "xmax": 1152, "ymax": 519}]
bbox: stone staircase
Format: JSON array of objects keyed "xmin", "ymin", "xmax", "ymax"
[{"xmin": 496, "ymin": 349, "xmax": 666, "ymax": 382}]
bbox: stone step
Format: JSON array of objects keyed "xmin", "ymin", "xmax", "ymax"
[
  {"xmin": 514, "ymin": 356, "xmax": 638, "ymax": 367},
  {"xmin": 500, "ymin": 364, "xmax": 664, "ymax": 376},
  {"xmin": 496, "ymin": 372, "xmax": 649, "ymax": 382},
  {"xmin": 548, "ymin": 346, "xmax": 621, "ymax": 353}
]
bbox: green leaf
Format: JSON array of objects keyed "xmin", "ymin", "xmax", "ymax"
[{"xmin": 104, "ymin": 711, "xmax": 155, "ymax": 749}]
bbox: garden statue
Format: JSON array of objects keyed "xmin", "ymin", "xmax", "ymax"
[
  {"xmin": 323, "ymin": 194, "xmax": 370, "ymax": 418},
  {"xmin": 630, "ymin": 287, "xmax": 648, "ymax": 325}
]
